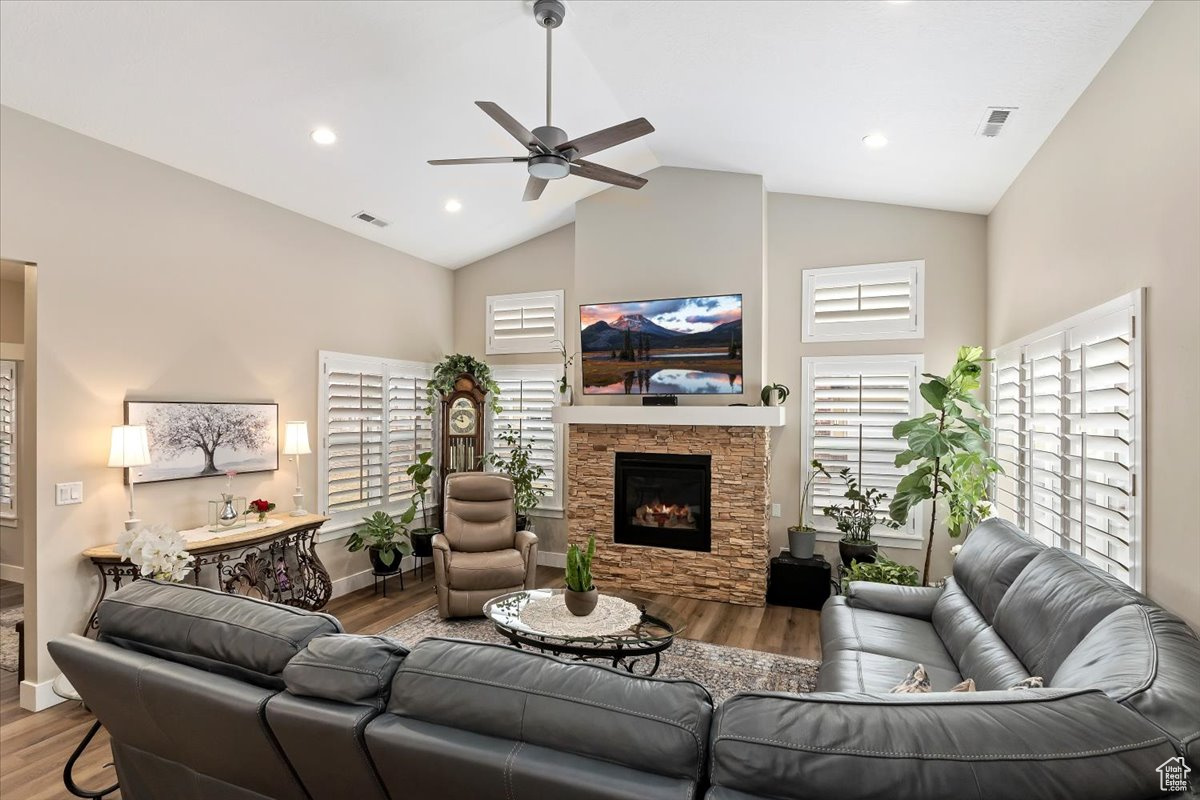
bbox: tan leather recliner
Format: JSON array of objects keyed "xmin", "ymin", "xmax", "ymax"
[{"xmin": 432, "ymin": 473, "xmax": 538, "ymax": 619}]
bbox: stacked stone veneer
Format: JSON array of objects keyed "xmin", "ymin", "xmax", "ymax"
[{"xmin": 566, "ymin": 424, "xmax": 770, "ymax": 606}]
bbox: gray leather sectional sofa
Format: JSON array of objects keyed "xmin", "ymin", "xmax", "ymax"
[{"xmin": 49, "ymin": 518, "xmax": 1198, "ymax": 799}]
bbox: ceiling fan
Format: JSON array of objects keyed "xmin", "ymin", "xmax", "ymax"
[{"xmin": 428, "ymin": 0, "xmax": 654, "ymax": 201}]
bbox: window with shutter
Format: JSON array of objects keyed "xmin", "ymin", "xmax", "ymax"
[
  {"xmin": 486, "ymin": 290, "xmax": 564, "ymax": 355},
  {"xmin": 802, "ymin": 261, "xmax": 924, "ymax": 342},
  {"xmin": 490, "ymin": 366, "xmax": 562, "ymax": 511},
  {"xmin": 801, "ymin": 355, "xmax": 923, "ymax": 541},
  {"xmin": 0, "ymin": 360, "xmax": 14, "ymax": 518},
  {"xmin": 318, "ymin": 352, "xmax": 435, "ymax": 524},
  {"xmin": 989, "ymin": 291, "xmax": 1143, "ymax": 589}
]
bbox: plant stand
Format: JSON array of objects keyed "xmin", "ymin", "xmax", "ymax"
[{"xmin": 372, "ymin": 568, "xmax": 404, "ymax": 597}]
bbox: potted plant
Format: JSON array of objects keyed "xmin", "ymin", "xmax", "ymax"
[
  {"xmin": 425, "ymin": 354, "xmax": 502, "ymax": 415},
  {"xmin": 823, "ymin": 467, "xmax": 901, "ymax": 566},
  {"xmin": 787, "ymin": 459, "xmax": 828, "ymax": 559},
  {"xmin": 551, "ymin": 339, "xmax": 576, "ymax": 406},
  {"xmin": 245, "ymin": 499, "xmax": 276, "ymax": 523},
  {"xmin": 347, "ymin": 510, "xmax": 414, "ymax": 575},
  {"xmin": 405, "ymin": 451, "xmax": 439, "ymax": 564},
  {"xmin": 840, "ymin": 553, "xmax": 919, "ymax": 592},
  {"xmin": 760, "ymin": 382, "xmax": 790, "ymax": 407},
  {"xmin": 564, "ymin": 534, "xmax": 597, "ymax": 616},
  {"xmin": 888, "ymin": 346, "xmax": 1002, "ymax": 585},
  {"xmin": 484, "ymin": 424, "xmax": 546, "ymax": 531}
]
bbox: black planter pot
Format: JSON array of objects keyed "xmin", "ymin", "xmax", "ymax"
[
  {"xmin": 368, "ymin": 546, "xmax": 402, "ymax": 575},
  {"xmin": 839, "ymin": 539, "xmax": 878, "ymax": 567},
  {"xmin": 409, "ymin": 528, "xmax": 438, "ymax": 558},
  {"xmin": 516, "ymin": 515, "xmax": 530, "ymax": 532}
]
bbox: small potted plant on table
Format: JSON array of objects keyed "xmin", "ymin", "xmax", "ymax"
[
  {"xmin": 564, "ymin": 534, "xmax": 597, "ymax": 616},
  {"xmin": 823, "ymin": 467, "xmax": 901, "ymax": 566},
  {"xmin": 347, "ymin": 510, "xmax": 414, "ymax": 576}
]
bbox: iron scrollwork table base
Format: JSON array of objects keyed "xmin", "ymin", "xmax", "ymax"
[{"xmin": 81, "ymin": 514, "xmax": 332, "ymax": 635}]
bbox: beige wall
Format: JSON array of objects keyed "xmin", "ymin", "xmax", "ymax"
[
  {"xmin": 987, "ymin": 0, "xmax": 1200, "ymax": 629},
  {"xmin": 0, "ymin": 276, "xmax": 22, "ymax": 343},
  {"xmin": 768, "ymin": 194, "xmax": 987, "ymax": 579},
  {"xmin": 0, "ymin": 107, "xmax": 454, "ymax": 686},
  {"xmin": 0, "ymin": 271, "xmax": 24, "ymax": 572}
]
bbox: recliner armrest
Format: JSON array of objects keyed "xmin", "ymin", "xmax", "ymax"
[
  {"xmin": 515, "ymin": 529, "xmax": 537, "ymax": 559},
  {"xmin": 431, "ymin": 533, "xmax": 451, "ymax": 553},
  {"xmin": 844, "ymin": 581, "xmax": 942, "ymax": 620},
  {"xmin": 711, "ymin": 690, "xmax": 1178, "ymax": 800}
]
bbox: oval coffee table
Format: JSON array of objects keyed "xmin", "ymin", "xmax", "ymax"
[{"xmin": 483, "ymin": 588, "xmax": 685, "ymax": 675}]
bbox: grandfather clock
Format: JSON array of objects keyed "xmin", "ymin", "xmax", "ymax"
[{"xmin": 439, "ymin": 372, "xmax": 488, "ymax": 483}]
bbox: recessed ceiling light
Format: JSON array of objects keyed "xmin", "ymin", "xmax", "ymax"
[
  {"xmin": 445, "ymin": 199, "xmax": 463, "ymax": 213},
  {"xmin": 310, "ymin": 127, "xmax": 337, "ymax": 145},
  {"xmin": 862, "ymin": 133, "xmax": 889, "ymax": 148}
]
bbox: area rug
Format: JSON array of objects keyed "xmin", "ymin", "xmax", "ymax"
[
  {"xmin": 380, "ymin": 607, "xmax": 820, "ymax": 705},
  {"xmin": 0, "ymin": 606, "xmax": 21, "ymax": 673}
]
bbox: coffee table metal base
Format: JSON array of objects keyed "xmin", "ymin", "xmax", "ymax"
[{"xmin": 492, "ymin": 624, "xmax": 671, "ymax": 676}]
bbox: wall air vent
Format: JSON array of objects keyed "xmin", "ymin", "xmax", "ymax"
[
  {"xmin": 977, "ymin": 107, "xmax": 1018, "ymax": 138},
  {"xmin": 352, "ymin": 211, "xmax": 390, "ymax": 228}
]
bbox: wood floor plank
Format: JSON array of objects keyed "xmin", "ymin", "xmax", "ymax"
[{"xmin": 0, "ymin": 568, "xmax": 819, "ymax": 798}]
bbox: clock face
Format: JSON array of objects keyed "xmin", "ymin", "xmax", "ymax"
[{"xmin": 450, "ymin": 397, "xmax": 477, "ymax": 435}]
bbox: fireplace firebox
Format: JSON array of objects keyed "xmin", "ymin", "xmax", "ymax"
[{"xmin": 613, "ymin": 452, "xmax": 712, "ymax": 552}]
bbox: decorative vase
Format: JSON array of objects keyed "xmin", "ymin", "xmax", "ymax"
[
  {"xmin": 217, "ymin": 493, "xmax": 240, "ymax": 527},
  {"xmin": 564, "ymin": 587, "xmax": 598, "ymax": 616},
  {"xmin": 839, "ymin": 538, "xmax": 878, "ymax": 567},
  {"xmin": 256, "ymin": 512, "xmax": 268, "ymax": 523},
  {"xmin": 368, "ymin": 546, "xmax": 402, "ymax": 575},
  {"xmin": 787, "ymin": 526, "xmax": 817, "ymax": 560}
]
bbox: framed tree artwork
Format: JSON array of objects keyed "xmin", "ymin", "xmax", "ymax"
[{"xmin": 124, "ymin": 401, "xmax": 279, "ymax": 485}]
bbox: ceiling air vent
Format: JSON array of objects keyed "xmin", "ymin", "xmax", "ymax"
[
  {"xmin": 977, "ymin": 107, "xmax": 1017, "ymax": 138},
  {"xmin": 353, "ymin": 211, "xmax": 390, "ymax": 228}
]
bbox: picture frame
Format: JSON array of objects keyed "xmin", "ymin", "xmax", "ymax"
[{"xmin": 123, "ymin": 400, "xmax": 279, "ymax": 485}]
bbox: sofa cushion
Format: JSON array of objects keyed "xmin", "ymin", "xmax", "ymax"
[
  {"xmin": 932, "ymin": 578, "xmax": 1030, "ymax": 690},
  {"xmin": 1052, "ymin": 604, "xmax": 1200, "ymax": 763},
  {"xmin": 98, "ymin": 578, "xmax": 342, "ymax": 689},
  {"xmin": 821, "ymin": 597, "xmax": 958, "ymax": 672},
  {"xmin": 283, "ymin": 634, "xmax": 409, "ymax": 708},
  {"xmin": 447, "ymin": 548, "xmax": 526, "ymax": 590},
  {"xmin": 816, "ymin": 650, "xmax": 964, "ymax": 693},
  {"xmin": 992, "ymin": 548, "xmax": 1143, "ymax": 679},
  {"xmin": 952, "ymin": 518, "xmax": 1044, "ymax": 622}
]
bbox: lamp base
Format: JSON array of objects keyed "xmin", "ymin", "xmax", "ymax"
[
  {"xmin": 124, "ymin": 517, "xmax": 141, "ymax": 531},
  {"xmin": 290, "ymin": 491, "xmax": 307, "ymax": 517}
]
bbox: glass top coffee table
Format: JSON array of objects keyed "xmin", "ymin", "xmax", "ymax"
[{"xmin": 483, "ymin": 588, "xmax": 685, "ymax": 675}]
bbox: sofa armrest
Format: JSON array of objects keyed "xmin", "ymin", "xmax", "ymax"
[
  {"xmin": 710, "ymin": 690, "xmax": 1178, "ymax": 800},
  {"xmin": 844, "ymin": 581, "xmax": 943, "ymax": 620}
]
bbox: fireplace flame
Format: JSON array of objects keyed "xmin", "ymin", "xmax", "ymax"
[{"xmin": 634, "ymin": 500, "xmax": 696, "ymax": 529}]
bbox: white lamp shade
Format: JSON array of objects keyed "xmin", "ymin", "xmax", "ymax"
[
  {"xmin": 108, "ymin": 425, "xmax": 152, "ymax": 468},
  {"xmin": 282, "ymin": 421, "xmax": 312, "ymax": 456}
]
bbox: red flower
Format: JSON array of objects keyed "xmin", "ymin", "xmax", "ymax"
[{"xmin": 250, "ymin": 499, "xmax": 272, "ymax": 513}]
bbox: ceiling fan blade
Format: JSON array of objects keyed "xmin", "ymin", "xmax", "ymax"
[
  {"xmin": 558, "ymin": 118, "xmax": 654, "ymax": 159},
  {"xmin": 476, "ymin": 101, "xmax": 547, "ymax": 152},
  {"xmin": 570, "ymin": 160, "xmax": 647, "ymax": 189},
  {"xmin": 428, "ymin": 157, "xmax": 527, "ymax": 165},
  {"xmin": 523, "ymin": 176, "xmax": 549, "ymax": 202}
]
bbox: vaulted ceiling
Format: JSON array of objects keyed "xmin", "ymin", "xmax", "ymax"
[{"xmin": 0, "ymin": 1, "xmax": 1149, "ymax": 267}]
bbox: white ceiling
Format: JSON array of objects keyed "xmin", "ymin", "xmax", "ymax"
[{"xmin": 0, "ymin": 0, "xmax": 1148, "ymax": 268}]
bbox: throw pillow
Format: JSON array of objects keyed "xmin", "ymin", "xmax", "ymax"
[
  {"xmin": 890, "ymin": 664, "xmax": 931, "ymax": 693},
  {"xmin": 950, "ymin": 678, "xmax": 976, "ymax": 692},
  {"xmin": 1008, "ymin": 676, "xmax": 1045, "ymax": 690}
]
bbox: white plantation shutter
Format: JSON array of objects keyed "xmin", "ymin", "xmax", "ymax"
[
  {"xmin": 989, "ymin": 291, "xmax": 1143, "ymax": 589},
  {"xmin": 490, "ymin": 366, "xmax": 562, "ymax": 510},
  {"xmin": 319, "ymin": 353, "xmax": 435, "ymax": 523},
  {"xmin": 803, "ymin": 261, "xmax": 924, "ymax": 342},
  {"xmin": 0, "ymin": 360, "xmax": 14, "ymax": 516},
  {"xmin": 486, "ymin": 290, "xmax": 564, "ymax": 355},
  {"xmin": 801, "ymin": 355, "xmax": 923, "ymax": 539}
]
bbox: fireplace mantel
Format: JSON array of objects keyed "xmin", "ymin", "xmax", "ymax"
[{"xmin": 552, "ymin": 405, "xmax": 785, "ymax": 427}]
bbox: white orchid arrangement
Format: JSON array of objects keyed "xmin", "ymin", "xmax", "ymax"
[{"xmin": 115, "ymin": 524, "xmax": 195, "ymax": 582}]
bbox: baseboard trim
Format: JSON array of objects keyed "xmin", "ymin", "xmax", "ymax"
[
  {"xmin": 537, "ymin": 551, "xmax": 566, "ymax": 568},
  {"xmin": 0, "ymin": 563, "xmax": 24, "ymax": 583},
  {"xmin": 20, "ymin": 677, "xmax": 67, "ymax": 712},
  {"xmin": 331, "ymin": 555, "xmax": 420, "ymax": 598}
]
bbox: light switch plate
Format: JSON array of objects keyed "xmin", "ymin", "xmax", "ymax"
[
  {"xmin": 771, "ymin": 503, "xmax": 781, "ymax": 518},
  {"xmin": 56, "ymin": 482, "xmax": 83, "ymax": 506}
]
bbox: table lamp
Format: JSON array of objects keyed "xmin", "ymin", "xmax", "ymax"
[
  {"xmin": 108, "ymin": 424, "xmax": 152, "ymax": 531},
  {"xmin": 282, "ymin": 421, "xmax": 311, "ymax": 516}
]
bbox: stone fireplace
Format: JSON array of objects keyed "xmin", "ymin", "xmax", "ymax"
[{"xmin": 559, "ymin": 409, "xmax": 777, "ymax": 607}]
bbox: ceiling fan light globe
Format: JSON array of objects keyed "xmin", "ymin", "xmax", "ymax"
[{"xmin": 528, "ymin": 154, "xmax": 570, "ymax": 180}]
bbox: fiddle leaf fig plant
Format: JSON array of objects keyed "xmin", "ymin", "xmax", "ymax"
[{"xmin": 889, "ymin": 346, "xmax": 1002, "ymax": 585}]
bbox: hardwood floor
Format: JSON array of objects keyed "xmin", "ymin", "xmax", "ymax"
[{"xmin": 0, "ymin": 568, "xmax": 820, "ymax": 799}]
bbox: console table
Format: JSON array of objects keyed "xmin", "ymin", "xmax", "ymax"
[{"xmin": 81, "ymin": 513, "xmax": 331, "ymax": 636}]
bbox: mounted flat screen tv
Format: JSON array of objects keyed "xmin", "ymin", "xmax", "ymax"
[{"xmin": 579, "ymin": 294, "xmax": 744, "ymax": 395}]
